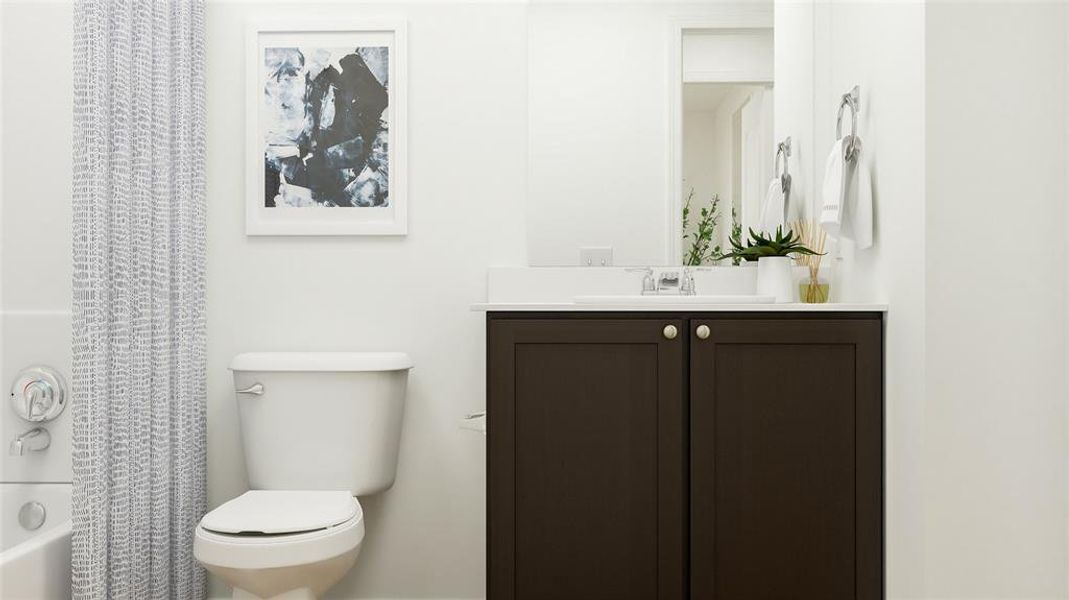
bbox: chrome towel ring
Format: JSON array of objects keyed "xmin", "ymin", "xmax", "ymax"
[
  {"xmin": 775, "ymin": 136, "xmax": 792, "ymax": 194},
  {"xmin": 836, "ymin": 85, "xmax": 862, "ymax": 161},
  {"xmin": 775, "ymin": 136, "xmax": 792, "ymax": 223}
]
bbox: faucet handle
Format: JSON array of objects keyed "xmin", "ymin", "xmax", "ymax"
[
  {"xmin": 10, "ymin": 367, "xmax": 66, "ymax": 423},
  {"xmin": 25, "ymin": 382, "xmax": 51, "ymax": 420},
  {"xmin": 680, "ymin": 266, "xmax": 708, "ymax": 295},
  {"xmin": 625, "ymin": 267, "xmax": 657, "ymax": 294}
]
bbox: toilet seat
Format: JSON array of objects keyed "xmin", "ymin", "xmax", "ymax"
[
  {"xmin": 194, "ymin": 491, "xmax": 365, "ymax": 570},
  {"xmin": 201, "ymin": 491, "xmax": 359, "ymax": 535}
]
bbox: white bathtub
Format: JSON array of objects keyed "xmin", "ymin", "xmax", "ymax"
[{"xmin": 0, "ymin": 482, "xmax": 71, "ymax": 600}]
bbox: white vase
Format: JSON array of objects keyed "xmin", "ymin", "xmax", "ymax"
[{"xmin": 756, "ymin": 256, "xmax": 796, "ymax": 303}]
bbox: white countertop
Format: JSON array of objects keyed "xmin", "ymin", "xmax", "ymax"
[
  {"xmin": 477, "ymin": 267, "xmax": 888, "ymax": 313},
  {"xmin": 472, "ymin": 302, "xmax": 888, "ymax": 312}
]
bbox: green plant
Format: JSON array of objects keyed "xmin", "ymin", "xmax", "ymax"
[
  {"xmin": 722, "ymin": 226, "xmax": 824, "ymax": 262},
  {"xmin": 730, "ymin": 205, "xmax": 742, "ymax": 266},
  {"xmin": 682, "ymin": 189, "xmax": 722, "ymax": 266}
]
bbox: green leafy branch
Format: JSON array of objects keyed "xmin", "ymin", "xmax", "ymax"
[
  {"xmin": 682, "ymin": 189, "xmax": 723, "ymax": 266},
  {"xmin": 730, "ymin": 205, "xmax": 742, "ymax": 266}
]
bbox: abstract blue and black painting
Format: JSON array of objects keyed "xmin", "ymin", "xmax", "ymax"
[{"xmin": 263, "ymin": 46, "xmax": 389, "ymax": 208}]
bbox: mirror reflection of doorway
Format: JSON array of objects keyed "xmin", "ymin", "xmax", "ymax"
[
  {"xmin": 682, "ymin": 83, "xmax": 773, "ymax": 261},
  {"xmin": 677, "ymin": 26, "xmax": 773, "ymax": 265}
]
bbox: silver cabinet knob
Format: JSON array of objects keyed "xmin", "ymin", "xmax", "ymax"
[
  {"xmin": 663, "ymin": 325, "xmax": 678, "ymax": 340},
  {"xmin": 695, "ymin": 325, "xmax": 711, "ymax": 340}
]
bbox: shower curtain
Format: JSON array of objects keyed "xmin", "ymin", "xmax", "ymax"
[{"xmin": 71, "ymin": 1, "xmax": 206, "ymax": 598}]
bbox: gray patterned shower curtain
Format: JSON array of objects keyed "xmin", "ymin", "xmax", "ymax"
[{"xmin": 71, "ymin": 1, "xmax": 206, "ymax": 598}]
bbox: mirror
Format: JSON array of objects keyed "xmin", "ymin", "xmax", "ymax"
[
  {"xmin": 525, "ymin": 2, "xmax": 776, "ymax": 266},
  {"xmin": 681, "ymin": 82, "xmax": 773, "ymax": 266},
  {"xmin": 678, "ymin": 27, "xmax": 773, "ymax": 266}
]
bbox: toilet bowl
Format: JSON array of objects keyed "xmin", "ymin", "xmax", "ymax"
[
  {"xmin": 194, "ymin": 491, "xmax": 365, "ymax": 599},
  {"xmin": 195, "ymin": 352, "xmax": 411, "ymax": 599}
]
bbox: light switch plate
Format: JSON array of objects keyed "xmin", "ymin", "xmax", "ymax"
[{"xmin": 579, "ymin": 247, "xmax": 613, "ymax": 267}]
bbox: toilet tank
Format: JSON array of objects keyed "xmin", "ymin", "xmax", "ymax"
[{"xmin": 229, "ymin": 352, "xmax": 412, "ymax": 496}]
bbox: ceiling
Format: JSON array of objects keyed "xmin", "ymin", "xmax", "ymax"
[{"xmin": 683, "ymin": 83, "xmax": 768, "ymax": 112}]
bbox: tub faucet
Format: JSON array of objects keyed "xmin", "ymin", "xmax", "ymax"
[{"xmin": 10, "ymin": 427, "xmax": 50, "ymax": 456}]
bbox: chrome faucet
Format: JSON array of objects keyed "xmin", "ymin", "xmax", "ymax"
[
  {"xmin": 658, "ymin": 271, "xmax": 680, "ymax": 293},
  {"xmin": 627, "ymin": 267, "xmax": 702, "ymax": 295},
  {"xmin": 10, "ymin": 427, "xmax": 50, "ymax": 456},
  {"xmin": 626, "ymin": 267, "xmax": 658, "ymax": 295}
]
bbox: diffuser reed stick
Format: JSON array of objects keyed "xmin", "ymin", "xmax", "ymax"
[{"xmin": 790, "ymin": 219, "xmax": 828, "ymax": 303}]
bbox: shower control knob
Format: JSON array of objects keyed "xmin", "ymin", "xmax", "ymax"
[
  {"xmin": 663, "ymin": 325, "xmax": 678, "ymax": 340},
  {"xmin": 695, "ymin": 325, "xmax": 711, "ymax": 340},
  {"xmin": 10, "ymin": 366, "xmax": 67, "ymax": 423}
]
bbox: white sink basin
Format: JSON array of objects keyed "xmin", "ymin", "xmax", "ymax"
[{"xmin": 573, "ymin": 294, "xmax": 775, "ymax": 305}]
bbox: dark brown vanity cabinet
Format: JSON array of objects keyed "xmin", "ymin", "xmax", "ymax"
[
  {"xmin": 688, "ymin": 317, "xmax": 883, "ymax": 600},
  {"xmin": 487, "ymin": 318, "xmax": 686, "ymax": 600},
  {"xmin": 487, "ymin": 313, "xmax": 883, "ymax": 600}
]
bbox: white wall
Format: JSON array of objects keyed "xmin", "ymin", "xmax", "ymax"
[
  {"xmin": 778, "ymin": 2, "xmax": 1069, "ymax": 598},
  {"xmin": 683, "ymin": 109, "xmax": 718, "ymax": 204},
  {"xmin": 0, "ymin": 0, "xmax": 74, "ymax": 485},
  {"xmin": 0, "ymin": 1, "xmax": 72, "ymax": 312},
  {"xmin": 682, "ymin": 108, "xmax": 720, "ymax": 256},
  {"xmin": 814, "ymin": 5, "xmax": 929, "ymax": 597},
  {"xmin": 777, "ymin": 0, "xmax": 927, "ymax": 596},
  {"xmin": 205, "ymin": 2, "xmax": 526, "ymax": 598},
  {"xmin": 682, "ymin": 27, "xmax": 772, "ymax": 82},
  {"xmin": 925, "ymin": 3, "xmax": 1067, "ymax": 598},
  {"xmin": 707, "ymin": 92, "xmax": 737, "ymax": 226},
  {"xmin": 772, "ymin": 0, "xmax": 813, "ymax": 224}
]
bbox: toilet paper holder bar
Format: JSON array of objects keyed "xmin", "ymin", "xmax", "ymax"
[{"xmin": 461, "ymin": 411, "xmax": 486, "ymax": 434}]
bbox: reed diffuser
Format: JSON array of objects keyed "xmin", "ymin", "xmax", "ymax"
[{"xmin": 790, "ymin": 219, "xmax": 829, "ymax": 303}]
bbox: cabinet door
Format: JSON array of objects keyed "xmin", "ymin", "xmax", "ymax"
[
  {"xmin": 488, "ymin": 318, "xmax": 685, "ymax": 600},
  {"xmin": 689, "ymin": 318, "xmax": 882, "ymax": 600}
]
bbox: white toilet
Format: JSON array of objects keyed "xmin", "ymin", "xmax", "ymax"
[{"xmin": 194, "ymin": 352, "xmax": 412, "ymax": 599}]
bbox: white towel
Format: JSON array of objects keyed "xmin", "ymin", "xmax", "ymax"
[
  {"xmin": 758, "ymin": 178, "xmax": 784, "ymax": 232},
  {"xmin": 843, "ymin": 156, "xmax": 873, "ymax": 249},
  {"xmin": 819, "ymin": 139, "xmax": 846, "ymax": 237},
  {"xmin": 820, "ymin": 138, "xmax": 873, "ymax": 249}
]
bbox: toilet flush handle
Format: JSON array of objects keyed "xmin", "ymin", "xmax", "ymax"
[{"xmin": 236, "ymin": 383, "xmax": 264, "ymax": 395}]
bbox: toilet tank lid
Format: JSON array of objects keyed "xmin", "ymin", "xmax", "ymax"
[{"xmin": 229, "ymin": 352, "xmax": 413, "ymax": 372}]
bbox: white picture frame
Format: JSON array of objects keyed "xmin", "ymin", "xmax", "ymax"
[{"xmin": 245, "ymin": 19, "xmax": 408, "ymax": 236}]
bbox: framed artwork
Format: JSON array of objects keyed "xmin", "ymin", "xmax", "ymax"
[{"xmin": 245, "ymin": 19, "xmax": 407, "ymax": 235}]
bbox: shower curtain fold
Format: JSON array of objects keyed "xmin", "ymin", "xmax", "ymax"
[{"xmin": 72, "ymin": 1, "xmax": 206, "ymax": 598}]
